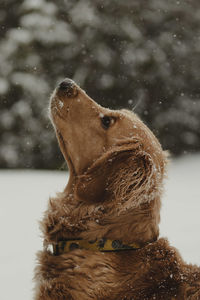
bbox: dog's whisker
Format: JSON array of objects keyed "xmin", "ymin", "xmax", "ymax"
[{"xmin": 130, "ymin": 98, "xmax": 142, "ymax": 112}]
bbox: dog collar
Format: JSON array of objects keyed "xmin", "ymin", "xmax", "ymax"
[{"xmin": 53, "ymin": 238, "xmax": 143, "ymax": 255}]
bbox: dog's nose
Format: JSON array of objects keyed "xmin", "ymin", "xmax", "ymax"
[
  {"xmin": 59, "ymin": 78, "xmax": 74, "ymax": 90},
  {"xmin": 58, "ymin": 78, "xmax": 77, "ymax": 97}
]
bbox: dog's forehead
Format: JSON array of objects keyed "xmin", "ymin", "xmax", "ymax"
[
  {"xmin": 120, "ymin": 109, "xmax": 138, "ymax": 119},
  {"xmin": 97, "ymin": 106, "xmax": 137, "ymax": 120}
]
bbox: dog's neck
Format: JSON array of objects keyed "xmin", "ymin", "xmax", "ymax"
[{"xmin": 43, "ymin": 176, "xmax": 160, "ymax": 247}]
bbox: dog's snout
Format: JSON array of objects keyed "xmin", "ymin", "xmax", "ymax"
[{"xmin": 58, "ymin": 78, "xmax": 78, "ymax": 97}]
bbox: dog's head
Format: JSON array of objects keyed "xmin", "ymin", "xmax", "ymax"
[{"xmin": 50, "ymin": 79, "xmax": 167, "ymax": 209}]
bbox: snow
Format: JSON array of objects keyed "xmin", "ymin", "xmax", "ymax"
[
  {"xmin": 0, "ymin": 171, "xmax": 67, "ymax": 300},
  {"xmin": 160, "ymin": 154, "xmax": 200, "ymax": 264},
  {"xmin": 58, "ymin": 100, "xmax": 64, "ymax": 108},
  {"xmin": 0, "ymin": 154, "xmax": 200, "ymax": 299}
]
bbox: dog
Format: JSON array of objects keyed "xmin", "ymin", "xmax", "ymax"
[{"xmin": 34, "ymin": 79, "xmax": 200, "ymax": 299}]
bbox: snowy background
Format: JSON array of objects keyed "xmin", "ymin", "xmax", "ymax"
[
  {"xmin": 0, "ymin": 1, "xmax": 200, "ymax": 299},
  {"xmin": 1, "ymin": 154, "xmax": 200, "ymax": 300},
  {"xmin": 0, "ymin": 0, "xmax": 200, "ymax": 169}
]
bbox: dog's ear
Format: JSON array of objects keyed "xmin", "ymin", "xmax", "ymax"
[
  {"xmin": 74, "ymin": 148, "xmax": 122, "ymax": 203},
  {"xmin": 108, "ymin": 151, "xmax": 163, "ymax": 208},
  {"xmin": 75, "ymin": 143, "xmax": 166, "ymax": 205}
]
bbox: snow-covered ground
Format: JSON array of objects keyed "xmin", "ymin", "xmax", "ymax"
[{"xmin": 0, "ymin": 154, "xmax": 200, "ymax": 300}]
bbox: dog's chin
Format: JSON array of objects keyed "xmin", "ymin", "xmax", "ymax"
[
  {"xmin": 56, "ymin": 130, "xmax": 76, "ymax": 176},
  {"xmin": 50, "ymin": 87, "xmax": 71, "ymax": 121},
  {"xmin": 57, "ymin": 131, "xmax": 68, "ymax": 159},
  {"xmin": 50, "ymin": 99, "xmax": 66, "ymax": 123}
]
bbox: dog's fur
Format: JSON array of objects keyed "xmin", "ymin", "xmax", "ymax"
[{"xmin": 34, "ymin": 80, "xmax": 200, "ymax": 299}]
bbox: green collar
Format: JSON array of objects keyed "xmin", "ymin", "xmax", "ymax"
[{"xmin": 53, "ymin": 238, "xmax": 143, "ymax": 255}]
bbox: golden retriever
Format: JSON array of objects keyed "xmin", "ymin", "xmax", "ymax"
[{"xmin": 34, "ymin": 79, "xmax": 200, "ymax": 299}]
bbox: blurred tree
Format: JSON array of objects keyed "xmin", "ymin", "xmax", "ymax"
[{"xmin": 0, "ymin": 0, "xmax": 200, "ymax": 168}]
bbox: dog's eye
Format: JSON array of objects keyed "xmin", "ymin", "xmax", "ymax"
[{"xmin": 101, "ymin": 115, "xmax": 114, "ymax": 130}]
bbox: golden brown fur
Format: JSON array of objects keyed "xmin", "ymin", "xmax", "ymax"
[{"xmin": 34, "ymin": 79, "xmax": 200, "ymax": 299}]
